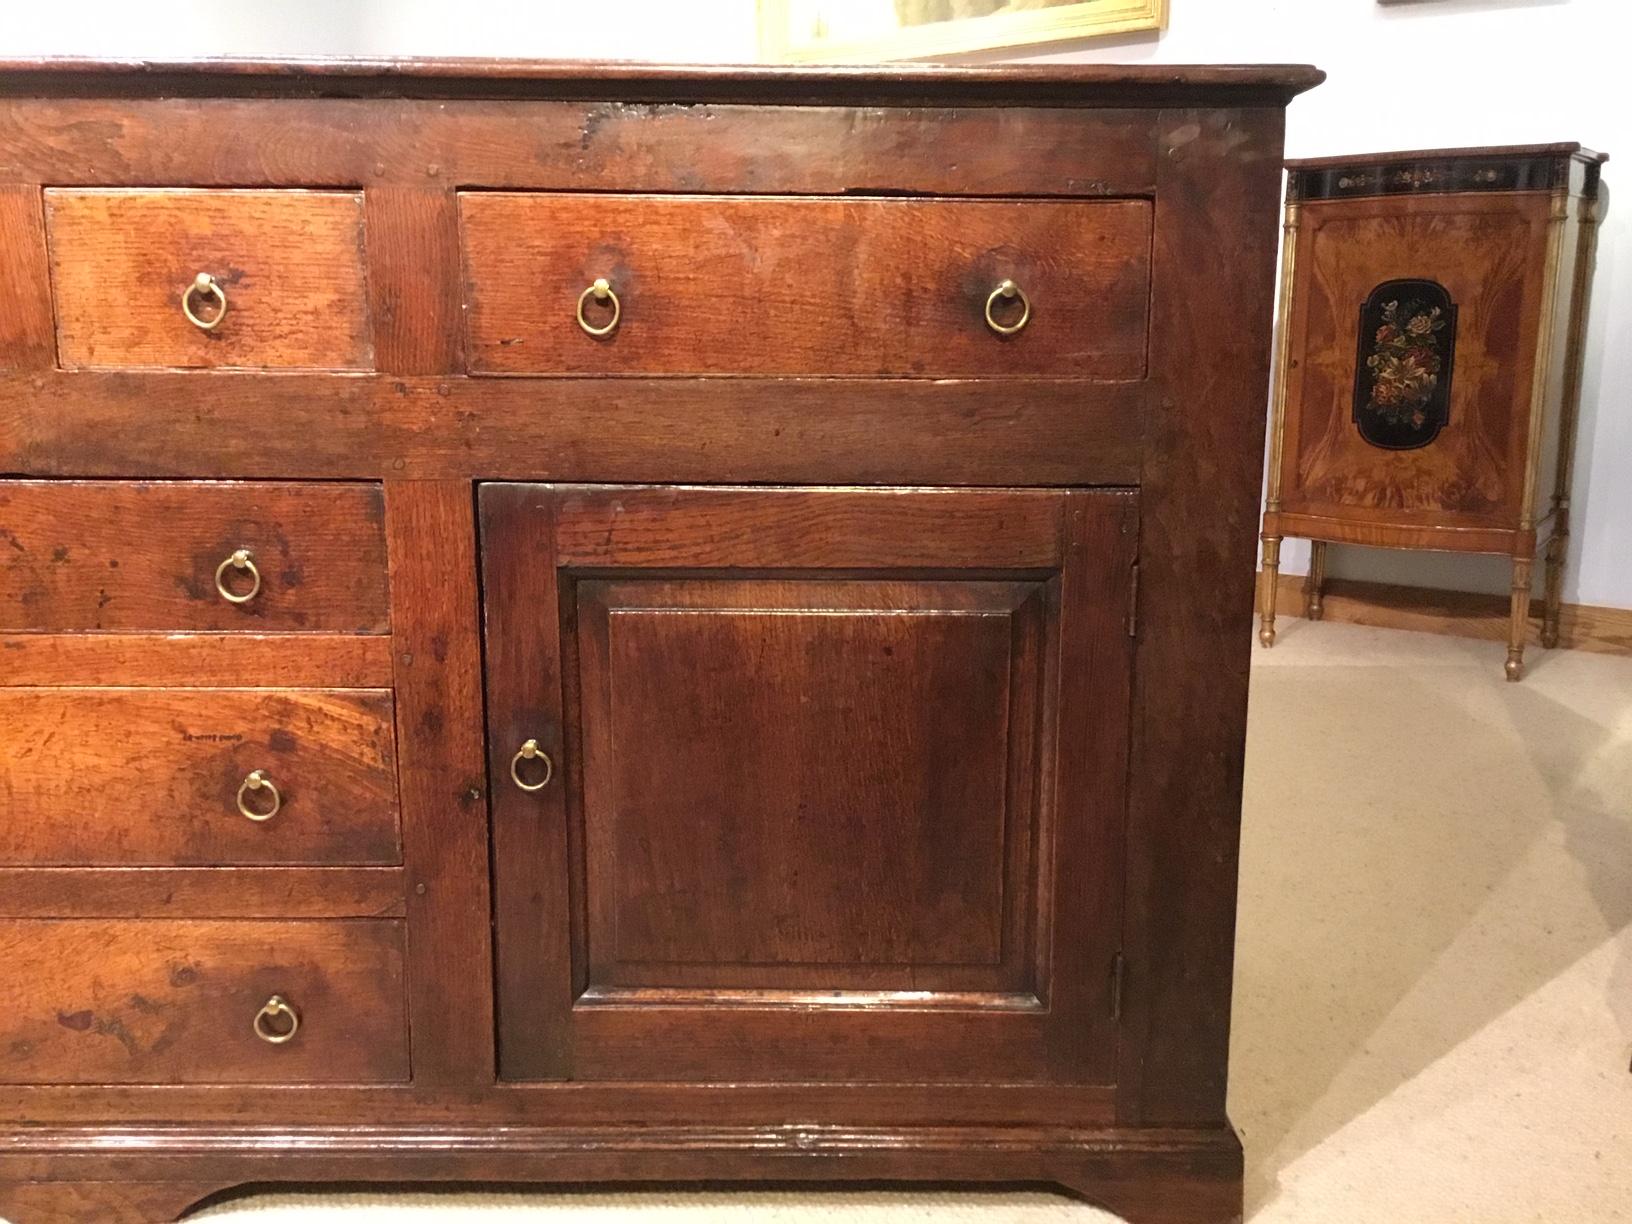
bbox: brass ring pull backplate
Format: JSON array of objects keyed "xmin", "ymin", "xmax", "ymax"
[
  {"xmin": 182, "ymin": 272, "xmax": 229, "ymax": 331},
  {"xmin": 214, "ymin": 548, "xmax": 262, "ymax": 605},
  {"xmin": 510, "ymin": 738, "xmax": 554, "ymax": 791},
  {"xmin": 236, "ymin": 769, "xmax": 282, "ymax": 822},
  {"xmin": 576, "ymin": 277, "xmax": 621, "ymax": 337},
  {"xmin": 253, "ymin": 994, "xmax": 300, "ymax": 1044},
  {"xmin": 984, "ymin": 278, "xmax": 1032, "ymax": 336}
]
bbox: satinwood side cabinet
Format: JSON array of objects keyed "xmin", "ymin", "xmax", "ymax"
[
  {"xmin": 1258, "ymin": 143, "xmax": 1605, "ymax": 679},
  {"xmin": 0, "ymin": 58, "xmax": 1320, "ymax": 1224}
]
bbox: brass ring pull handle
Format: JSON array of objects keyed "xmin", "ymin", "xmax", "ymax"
[
  {"xmin": 214, "ymin": 548, "xmax": 262, "ymax": 605},
  {"xmin": 575, "ymin": 277, "xmax": 621, "ymax": 338},
  {"xmin": 984, "ymin": 279, "xmax": 1032, "ymax": 336},
  {"xmin": 182, "ymin": 272, "xmax": 229, "ymax": 331},
  {"xmin": 252, "ymin": 995, "xmax": 300, "ymax": 1045},
  {"xmin": 236, "ymin": 769, "xmax": 282, "ymax": 822},
  {"xmin": 510, "ymin": 738, "xmax": 554, "ymax": 792}
]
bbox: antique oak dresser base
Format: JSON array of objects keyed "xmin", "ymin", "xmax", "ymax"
[{"xmin": 0, "ymin": 60, "xmax": 1319, "ymax": 1223}]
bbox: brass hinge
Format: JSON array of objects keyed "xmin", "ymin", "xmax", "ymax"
[
  {"xmin": 1126, "ymin": 564, "xmax": 1140, "ymax": 637},
  {"xmin": 1110, "ymin": 952, "xmax": 1126, "ymax": 1023}
]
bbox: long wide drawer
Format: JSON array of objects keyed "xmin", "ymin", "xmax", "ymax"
[
  {"xmin": 460, "ymin": 193, "xmax": 1152, "ymax": 377},
  {"xmin": 0, "ymin": 688, "xmax": 401, "ymax": 866},
  {"xmin": 0, "ymin": 480, "xmax": 389, "ymax": 633},
  {"xmin": 0, "ymin": 919, "xmax": 408, "ymax": 1083}
]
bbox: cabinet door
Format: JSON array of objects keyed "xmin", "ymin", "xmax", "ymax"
[{"xmin": 480, "ymin": 485, "xmax": 1136, "ymax": 1084}]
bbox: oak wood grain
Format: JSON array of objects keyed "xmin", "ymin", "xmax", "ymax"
[
  {"xmin": 0, "ymin": 57, "xmax": 1324, "ymax": 104},
  {"xmin": 481, "ymin": 484, "xmax": 1135, "ymax": 1085},
  {"xmin": 0, "ymin": 867, "xmax": 405, "ymax": 919},
  {"xmin": 365, "ymin": 185, "xmax": 463, "ymax": 373},
  {"xmin": 0, "ymin": 58, "xmax": 1308, "ymax": 1217},
  {"xmin": 0, "ymin": 1180, "xmax": 228, "ymax": 1224},
  {"xmin": 576, "ymin": 576, "xmax": 1037, "ymax": 992},
  {"xmin": 477, "ymin": 483, "xmax": 571, "ymax": 1080},
  {"xmin": 0, "ymin": 373, "xmax": 1144, "ymax": 487},
  {"xmin": 0, "ymin": 1081, "xmax": 1114, "ymax": 1130},
  {"xmin": 0, "ymin": 98, "xmax": 1160, "ymax": 195},
  {"xmin": 0, "ymin": 633, "xmax": 394, "ymax": 688},
  {"xmin": 384, "ymin": 481, "xmax": 494, "ymax": 1085},
  {"xmin": 461, "ymin": 194, "xmax": 1151, "ymax": 378},
  {"xmin": 0, "ymin": 688, "xmax": 400, "ymax": 866},
  {"xmin": 548, "ymin": 484, "xmax": 1070, "ymax": 569},
  {"xmin": 0, "ymin": 919, "xmax": 408, "ymax": 1084},
  {"xmin": 0, "ymin": 1123, "xmax": 1242, "ymax": 1224},
  {"xmin": 0, "ymin": 185, "xmax": 52, "ymax": 369},
  {"xmin": 1118, "ymin": 106, "xmax": 1286, "ymax": 1126},
  {"xmin": 45, "ymin": 188, "xmax": 372, "ymax": 370},
  {"xmin": 0, "ymin": 481, "xmax": 389, "ymax": 633}
]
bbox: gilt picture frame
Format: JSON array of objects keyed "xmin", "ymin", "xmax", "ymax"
[{"xmin": 758, "ymin": 0, "xmax": 1169, "ymax": 63}]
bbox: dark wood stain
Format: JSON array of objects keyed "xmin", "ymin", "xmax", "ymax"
[
  {"xmin": 0, "ymin": 688, "xmax": 401, "ymax": 866},
  {"xmin": 0, "ymin": 482, "xmax": 390, "ymax": 633},
  {"xmin": 461, "ymin": 194, "xmax": 1151, "ymax": 378},
  {"xmin": 0, "ymin": 919, "xmax": 409, "ymax": 1084},
  {"xmin": 0, "ymin": 58, "xmax": 1316, "ymax": 1223}
]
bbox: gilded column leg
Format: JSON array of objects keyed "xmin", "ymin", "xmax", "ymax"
[
  {"xmin": 1506, "ymin": 555, "xmax": 1533, "ymax": 682},
  {"xmin": 1541, "ymin": 529, "xmax": 1567, "ymax": 650},
  {"xmin": 1258, "ymin": 536, "xmax": 1281, "ymax": 648},
  {"xmin": 1303, "ymin": 540, "xmax": 1328, "ymax": 621}
]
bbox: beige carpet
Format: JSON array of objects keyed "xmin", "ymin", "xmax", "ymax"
[{"xmin": 142, "ymin": 624, "xmax": 1632, "ymax": 1219}]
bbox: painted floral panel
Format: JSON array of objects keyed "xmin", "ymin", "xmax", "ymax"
[{"xmin": 1351, "ymin": 278, "xmax": 1458, "ymax": 450}]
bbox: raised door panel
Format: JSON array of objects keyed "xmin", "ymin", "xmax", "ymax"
[
  {"xmin": 481, "ymin": 484, "xmax": 1137, "ymax": 1085},
  {"xmin": 578, "ymin": 577, "xmax": 1038, "ymax": 997}
]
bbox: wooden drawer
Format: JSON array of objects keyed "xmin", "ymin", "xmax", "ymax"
[
  {"xmin": 44, "ymin": 188, "xmax": 373, "ymax": 370},
  {"xmin": 0, "ymin": 481, "xmax": 389, "ymax": 633},
  {"xmin": 0, "ymin": 688, "xmax": 400, "ymax": 866},
  {"xmin": 460, "ymin": 193, "xmax": 1151, "ymax": 377},
  {"xmin": 0, "ymin": 919, "xmax": 408, "ymax": 1083}
]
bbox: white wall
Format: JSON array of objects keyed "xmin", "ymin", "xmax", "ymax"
[
  {"xmin": 1026, "ymin": 0, "xmax": 1630, "ymax": 608},
  {"xmin": 3, "ymin": 0, "xmax": 1626, "ymax": 606},
  {"xmin": 0, "ymin": 1, "xmax": 760, "ymax": 62}
]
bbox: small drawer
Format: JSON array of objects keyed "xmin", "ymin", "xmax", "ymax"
[
  {"xmin": 0, "ymin": 919, "xmax": 408, "ymax": 1083},
  {"xmin": 460, "ymin": 193, "xmax": 1151, "ymax": 378},
  {"xmin": 0, "ymin": 480, "xmax": 389, "ymax": 633},
  {"xmin": 0, "ymin": 688, "xmax": 400, "ymax": 866},
  {"xmin": 45, "ymin": 188, "xmax": 373, "ymax": 370}
]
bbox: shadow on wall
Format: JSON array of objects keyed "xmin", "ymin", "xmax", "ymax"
[{"xmin": 1232, "ymin": 644, "xmax": 1632, "ymax": 1215}]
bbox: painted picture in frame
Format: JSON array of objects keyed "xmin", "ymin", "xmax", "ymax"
[{"xmin": 759, "ymin": 0, "xmax": 1168, "ymax": 63}]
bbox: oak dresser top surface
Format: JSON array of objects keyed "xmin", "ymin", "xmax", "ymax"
[{"xmin": 0, "ymin": 56, "xmax": 1325, "ymax": 104}]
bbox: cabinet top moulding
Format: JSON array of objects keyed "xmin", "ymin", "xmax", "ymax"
[
  {"xmin": 0, "ymin": 57, "xmax": 1324, "ymax": 106},
  {"xmin": 1287, "ymin": 142, "xmax": 1607, "ymax": 203}
]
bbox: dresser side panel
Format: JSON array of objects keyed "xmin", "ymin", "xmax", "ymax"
[{"xmin": 1122, "ymin": 106, "xmax": 1288, "ymax": 1126}]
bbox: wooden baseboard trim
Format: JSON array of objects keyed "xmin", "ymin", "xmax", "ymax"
[{"xmin": 1259, "ymin": 572, "xmax": 1632, "ymax": 658}]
